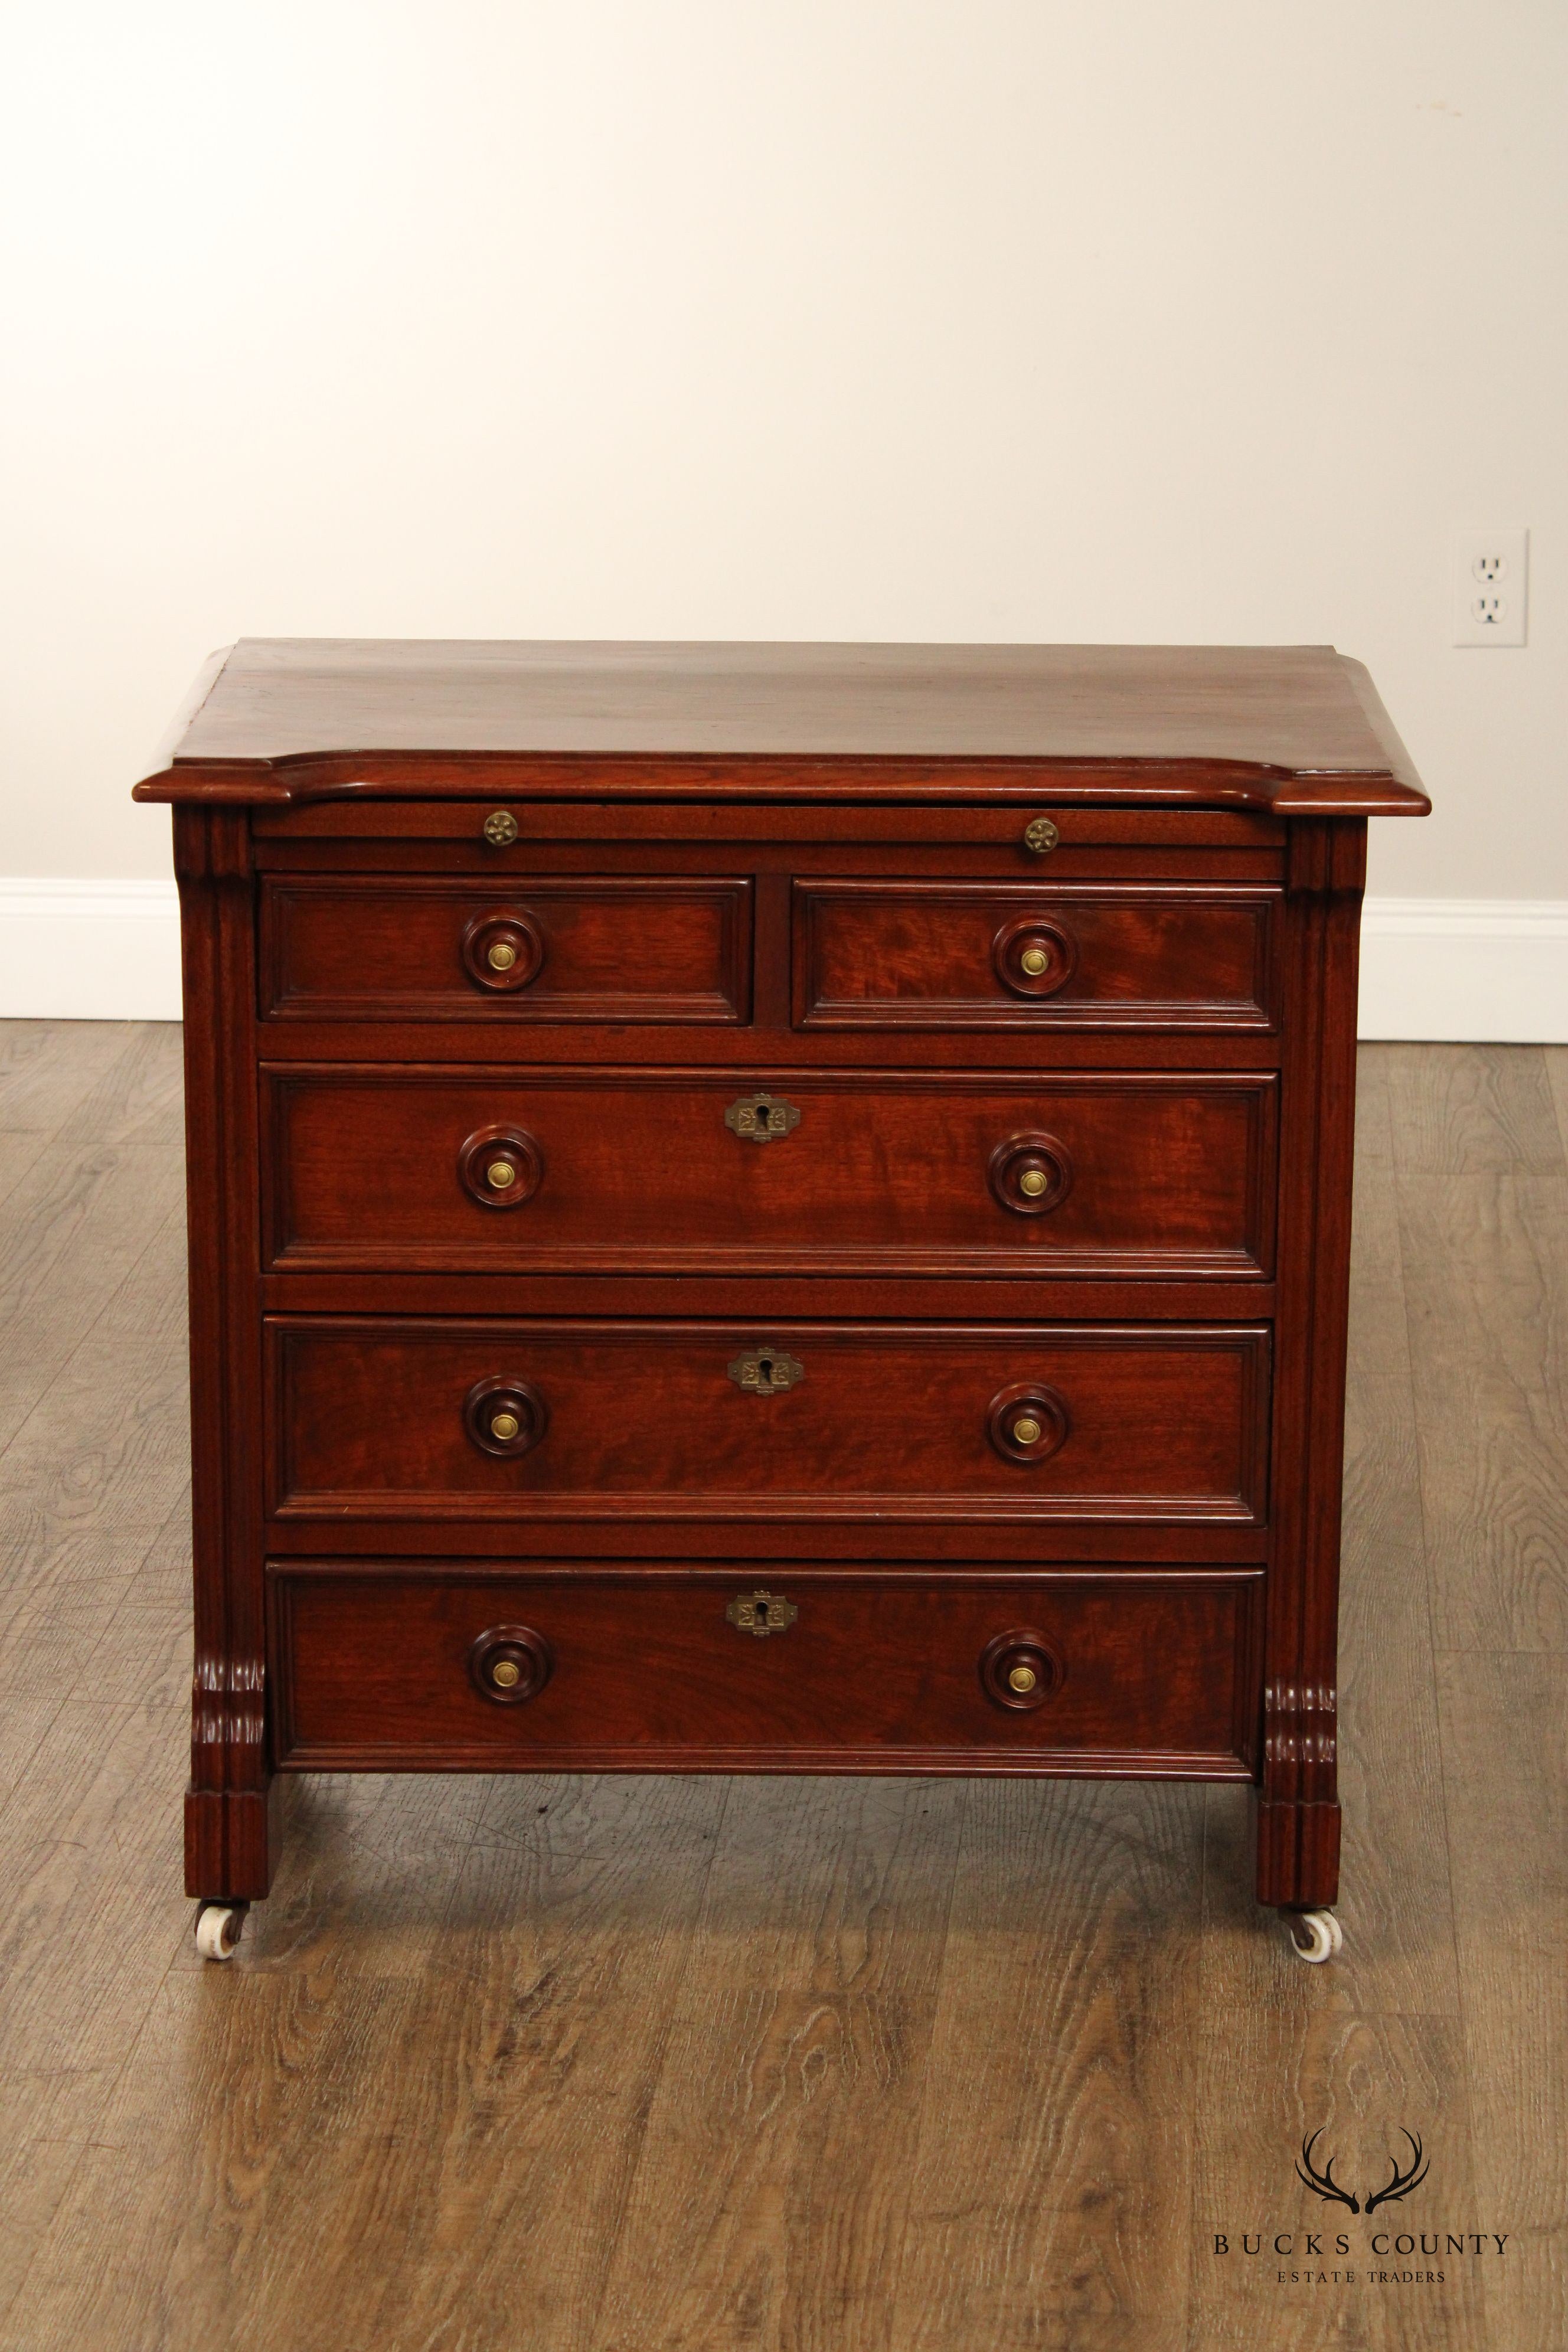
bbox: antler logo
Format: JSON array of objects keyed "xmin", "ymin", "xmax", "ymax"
[
  {"xmin": 1296, "ymin": 2128, "xmax": 1429, "ymax": 2214},
  {"xmin": 1365, "ymin": 2131, "xmax": 1429, "ymax": 2213},
  {"xmin": 1296, "ymin": 2130, "xmax": 1361, "ymax": 2212}
]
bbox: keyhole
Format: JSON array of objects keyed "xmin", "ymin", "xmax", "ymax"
[{"xmin": 756, "ymin": 1356, "xmax": 775, "ymax": 1388}]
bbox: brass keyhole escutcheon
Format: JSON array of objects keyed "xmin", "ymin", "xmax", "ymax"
[
  {"xmin": 482, "ymin": 809, "xmax": 520, "ymax": 847},
  {"xmin": 487, "ymin": 939, "xmax": 518, "ymax": 972},
  {"xmin": 1023, "ymin": 815, "xmax": 1060, "ymax": 855},
  {"xmin": 726, "ymin": 1589, "xmax": 798, "ymax": 1637},
  {"xmin": 981, "ymin": 1629, "xmax": 1060, "ymax": 1711},
  {"xmin": 725, "ymin": 1092, "xmax": 802, "ymax": 1144},
  {"xmin": 729, "ymin": 1345, "xmax": 805, "ymax": 1396},
  {"xmin": 458, "ymin": 1126, "xmax": 544, "ymax": 1211}
]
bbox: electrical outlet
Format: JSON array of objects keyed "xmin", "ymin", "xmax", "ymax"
[{"xmin": 1453, "ymin": 528, "xmax": 1528, "ymax": 646}]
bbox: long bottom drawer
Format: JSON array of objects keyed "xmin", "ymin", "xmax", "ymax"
[{"xmin": 268, "ymin": 1564, "xmax": 1263, "ymax": 1776}]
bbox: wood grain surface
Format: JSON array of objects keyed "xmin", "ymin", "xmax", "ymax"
[
  {"xmin": 0, "ymin": 1028, "xmax": 1561, "ymax": 2352},
  {"xmin": 130, "ymin": 641, "xmax": 1430, "ymax": 816}
]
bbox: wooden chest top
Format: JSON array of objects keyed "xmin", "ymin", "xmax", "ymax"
[{"xmin": 134, "ymin": 639, "xmax": 1429, "ymax": 816}]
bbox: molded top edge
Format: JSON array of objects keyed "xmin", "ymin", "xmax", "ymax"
[{"xmin": 133, "ymin": 639, "xmax": 1430, "ymax": 814}]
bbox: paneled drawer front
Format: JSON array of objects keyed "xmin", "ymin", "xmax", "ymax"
[
  {"xmin": 269, "ymin": 1564, "xmax": 1263, "ymax": 1775},
  {"xmin": 263, "ymin": 1069, "xmax": 1278, "ymax": 1278},
  {"xmin": 259, "ymin": 877, "xmax": 752, "ymax": 1022},
  {"xmin": 795, "ymin": 881, "xmax": 1279, "ymax": 1030},
  {"xmin": 267, "ymin": 1319, "xmax": 1270, "ymax": 1527}
]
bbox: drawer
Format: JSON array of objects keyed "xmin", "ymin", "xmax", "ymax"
[
  {"xmin": 794, "ymin": 881, "xmax": 1279, "ymax": 1030},
  {"xmin": 266, "ymin": 1318, "xmax": 1270, "ymax": 1528},
  {"xmin": 258, "ymin": 876, "xmax": 752, "ymax": 1022},
  {"xmin": 268, "ymin": 1563, "xmax": 1263, "ymax": 1775},
  {"xmin": 262, "ymin": 1068, "xmax": 1278, "ymax": 1279}
]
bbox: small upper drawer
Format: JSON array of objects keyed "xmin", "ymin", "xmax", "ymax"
[
  {"xmin": 793, "ymin": 882, "xmax": 1279, "ymax": 1030},
  {"xmin": 259, "ymin": 877, "xmax": 752, "ymax": 1023}
]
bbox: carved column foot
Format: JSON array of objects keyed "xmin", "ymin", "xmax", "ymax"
[
  {"xmin": 184, "ymin": 1781, "xmax": 279, "ymax": 1902},
  {"xmin": 1253, "ymin": 1792, "xmax": 1341, "ymax": 1910}
]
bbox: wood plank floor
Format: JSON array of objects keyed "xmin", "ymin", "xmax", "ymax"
[{"xmin": 0, "ymin": 1024, "xmax": 1562, "ymax": 2352}]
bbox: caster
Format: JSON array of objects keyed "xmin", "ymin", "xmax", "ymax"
[
  {"xmin": 1285, "ymin": 1908, "xmax": 1343, "ymax": 1964},
  {"xmin": 194, "ymin": 1900, "xmax": 248, "ymax": 1962}
]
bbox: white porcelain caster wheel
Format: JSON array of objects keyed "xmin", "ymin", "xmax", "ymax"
[
  {"xmin": 194, "ymin": 1902, "xmax": 247, "ymax": 1962},
  {"xmin": 1285, "ymin": 1908, "xmax": 1343, "ymax": 1964}
]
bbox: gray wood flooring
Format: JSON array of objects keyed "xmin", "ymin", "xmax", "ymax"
[{"xmin": 0, "ymin": 1024, "xmax": 1562, "ymax": 2351}]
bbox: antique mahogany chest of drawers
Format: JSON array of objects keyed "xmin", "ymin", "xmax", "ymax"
[{"xmin": 135, "ymin": 640, "xmax": 1428, "ymax": 1963}]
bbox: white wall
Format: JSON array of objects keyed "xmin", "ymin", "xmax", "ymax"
[{"xmin": 1, "ymin": 4, "xmax": 1563, "ymax": 1023}]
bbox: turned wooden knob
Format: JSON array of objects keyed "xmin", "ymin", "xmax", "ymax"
[
  {"xmin": 980, "ymin": 1629, "xmax": 1060, "ymax": 1711},
  {"xmin": 993, "ymin": 914, "xmax": 1076, "ymax": 1001},
  {"xmin": 470, "ymin": 1624, "xmax": 552, "ymax": 1703},
  {"xmin": 458, "ymin": 1126, "xmax": 544, "ymax": 1209},
  {"xmin": 988, "ymin": 1133, "xmax": 1073, "ymax": 1219},
  {"xmin": 986, "ymin": 1381, "xmax": 1069, "ymax": 1466},
  {"xmin": 463, "ymin": 1376, "xmax": 548, "ymax": 1459},
  {"xmin": 461, "ymin": 910, "xmax": 544, "ymax": 993}
]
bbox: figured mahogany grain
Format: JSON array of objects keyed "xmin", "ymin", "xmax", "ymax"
[
  {"xmin": 795, "ymin": 880, "xmax": 1280, "ymax": 1030},
  {"xmin": 260, "ymin": 875, "xmax": 751, "ymax": 1024},
  {"xmin": 269, "ymin": 1564, "xmax": 1261, "ymax": 1774},
  {"xmin": 263, "ymin": 1067, "xmax": 1278, "ymax": 1279},
  {"xmin": 134, "ymin": 639, "xmax": 1428, "ymax": 1917},
  {"xmin": 266, "ymin": 1318, "xmax": 1271, "ymax": 1529},
  {"xmin": 132, "ymin": 639, "xmax": 1430, "ymax": 815}
]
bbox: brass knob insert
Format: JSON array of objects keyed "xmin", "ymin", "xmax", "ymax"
[
  {"xmin": 459, "ymin": 1126, "xmax": 543, "ymax": 1210},
  {"xmin": 993, "ymin": 914, "xmax": 1076, "ymax": 1001},
  {"xmin": 469, "ymin": 1623, "xmax": 553, "ymax": 1703},
  {"xmin": 986, "ymin": 1381, "xmax": 1069, "ymax": 1466},
  {"xmin": 463, "ymin": 1376, "xmax": 548, "ymax": 1458},
  {"xmin": 980, "ymin": 1628, "xmax": 1060, "ymax": 1711},
  {"xmin": 989, "ymin": 1131, "xmax": 1073, "ymax": 1219},
  {"xmin": 482, "ymin": 810, "xmax": 519, "ymax": 847},
  {"xmin": 1023, "ymin": 815, "xmax": 1060, "ymax": 855},
  {"xmin": 461, "ymin": 909, "xmax": 544, "ymax": 992}
]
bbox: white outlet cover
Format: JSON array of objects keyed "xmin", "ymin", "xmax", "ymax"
[{"xmin": 1453, "ymin": 528, "xmax": 1528, "ymax": 647}]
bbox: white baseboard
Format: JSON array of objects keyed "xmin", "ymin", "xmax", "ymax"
[
  {"xmin": 1358, "ymin": 897, "xmax": 1568, "ymax": 1043},
  {"xmin": 0, "ymin": 878, "xmax": 1563, "ymax": 1041},
  {"xmin": 0, "ymin": 879, "xmax": 182, "ymax": 1021}
]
